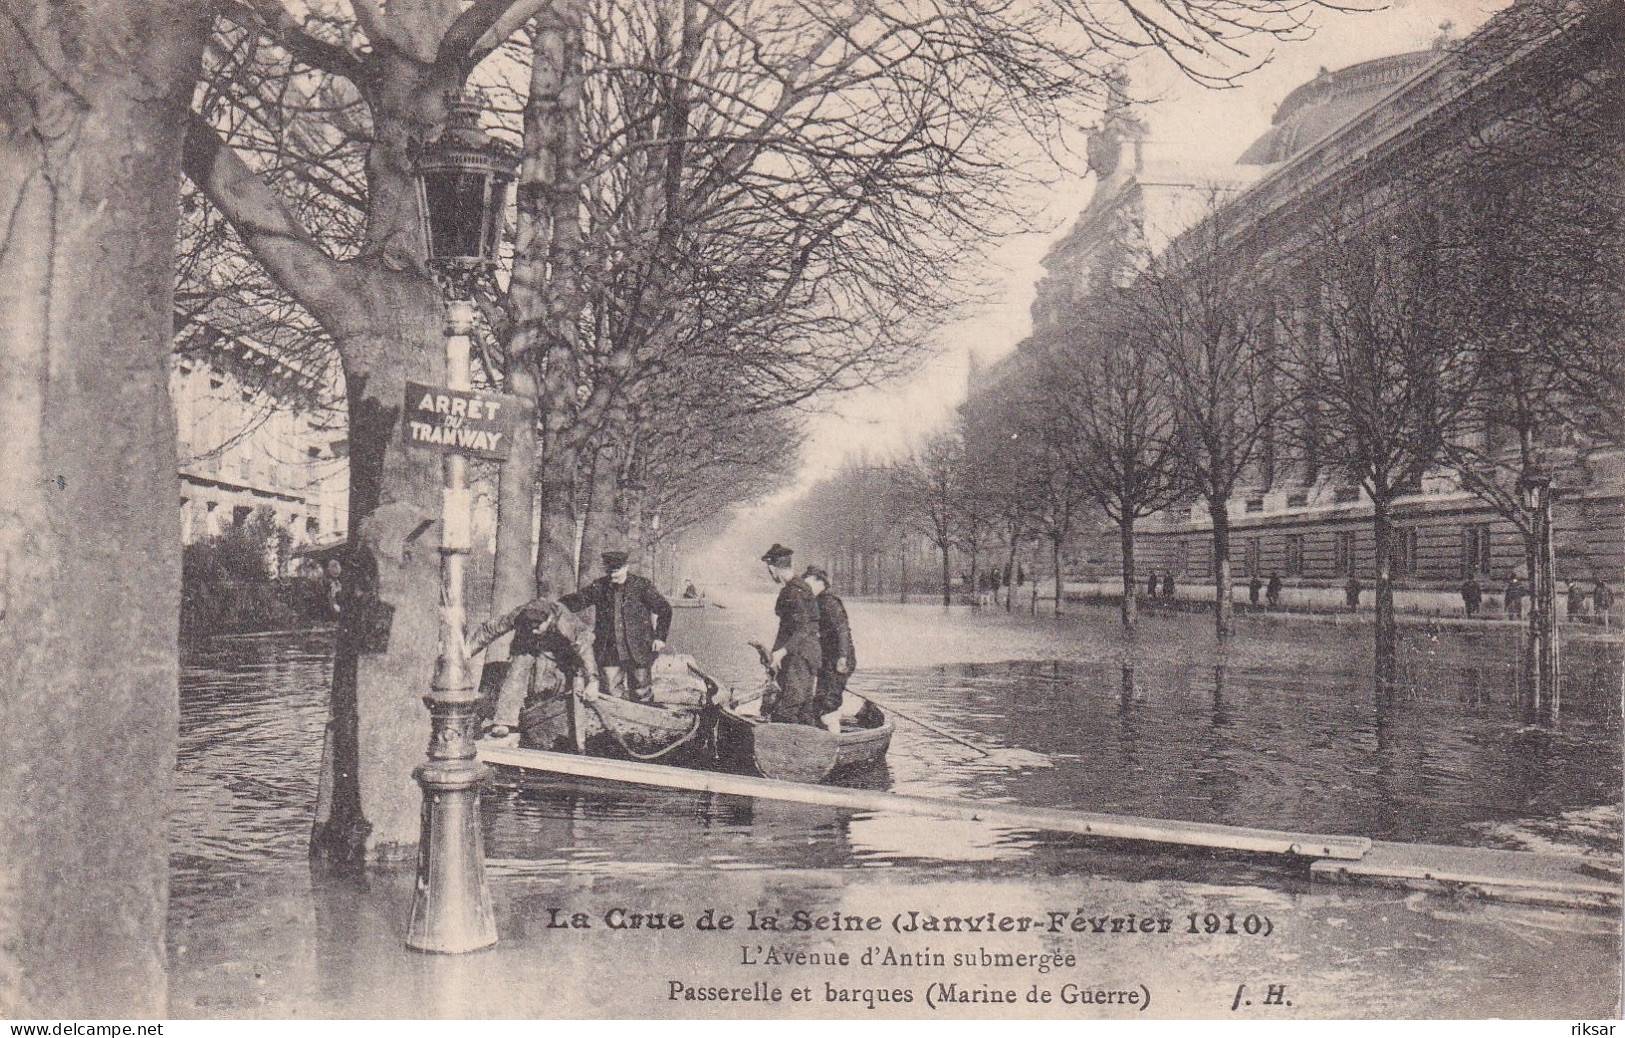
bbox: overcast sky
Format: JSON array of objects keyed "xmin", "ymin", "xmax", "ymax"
[{"xmin": 699, "ymin": 0, "xmax": 1508, "ymax": 578}]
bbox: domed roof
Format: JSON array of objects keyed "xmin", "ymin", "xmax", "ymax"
[{"xmin": 1238, "ymin": 50, "xmax": 1442, "ymax": 165}]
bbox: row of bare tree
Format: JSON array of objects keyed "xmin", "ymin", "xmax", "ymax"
[{"xmin": 876, "ymin": 0, "xmax": 1620, "ymax": 701}]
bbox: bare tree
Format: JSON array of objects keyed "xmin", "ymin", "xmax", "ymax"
[
  {"xmin": 1134, "ymin": 206, "xmax": 1275, "ymax": 636},
  {"xmin": 895, "ymin": 432, "xmax": 969, "ymax": 605},
  {"xmin": 1044, "ymin": 310, "xmax": 1184, "ymax": 629},
  {"xmin": 1281, "ymin": 198, "xmax": 1479, "ymax": 689}
]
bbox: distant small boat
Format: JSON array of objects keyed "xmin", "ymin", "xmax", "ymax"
[
  {"xmin": 711, "ymin": 699, "xmax": 893, "ymax": 783},
  {"xmin": 670, "ymin": 595, "xmax": 707, "ymax": 609}
]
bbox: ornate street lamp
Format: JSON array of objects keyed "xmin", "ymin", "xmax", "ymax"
[
  {"xmin": 406, "ymin": 91, "xmax": 517, "ymax": 955},
  {"xmin": 416, "ymin": 92, "xmax": 519, "ymax": 287}
]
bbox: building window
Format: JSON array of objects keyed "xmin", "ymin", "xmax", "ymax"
[
  {"xmin": 306, "ymin": 516, "xmax": 320, "ymax": 537},
  {"xmin": 1245, "ymin": 537, "xmax": 1261, "ymax": 578},
  {"xmin": 1391, "ymin": 527, "xmax": 1418, "ymax": 578},
  {"xmin": 1285, "ymin": 535, "xmax": 1304, "ymax": 577},
  {"xmin": 1462, "ymin": 523, "xmax": 1492, "ymax": 579},
  {"xmin": 1245, "ymin": 497, "xmax": 1264, "ymax": 513},
  {"xmin": 1333, "ymin": 486, "xmax": 1361, "ymax": 504},
  {"xmin": 1334, "ymin": 530, "xmax": 1356, "ymax": 577},
  {"xmin": 1287, "ymin": 491, "xmax": 1308, "ymax": 508}
]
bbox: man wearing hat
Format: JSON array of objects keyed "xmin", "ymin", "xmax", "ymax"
[
  {"xmin": 803, "ymin": 566, "xmax": 855, "ymax": 733},
  {"xmin": 465, "ymin": 597, "xmax": 596, "ymax": 738},
  {"xmin": 761, "ymin": 544, "xmax": 823, "ymax": 726},
  {"xmin": 561, "ymin": 549, "xmax": 673, "ymax": 702}
]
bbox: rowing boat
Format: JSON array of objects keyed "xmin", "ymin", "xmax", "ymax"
[
  {"xmin": 710, "ymin": 698, "xmax": 893, "ymax": 783},
  {"xmin": 511, "ymin": 654, "xmax": 713, "ymax": 762},
  {"xmin": 516, "ymin": 692, "xmax": 706, "ymax": 763}
]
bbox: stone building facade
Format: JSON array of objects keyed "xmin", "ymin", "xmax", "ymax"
[
  {"xmin": 983, "ymin": 5, "xmax": 1622, "ymax": 601},
  {"xmin": 172, "ymin": 335, "xmax": 349, "ymax": 560}
]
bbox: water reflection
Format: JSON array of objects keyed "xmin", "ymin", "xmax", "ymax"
[{"xmin": 173, "ymin": 602, "xmax": 1622, "ymax": 895}]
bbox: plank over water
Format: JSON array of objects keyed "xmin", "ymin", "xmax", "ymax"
[
  {"xmin": 478, "ymin": 744, "xmax": 1371, "ymax": 860},
  {"xmin": 1310, "ymin": 840, "xmax": 1621, "ymax": 907}
]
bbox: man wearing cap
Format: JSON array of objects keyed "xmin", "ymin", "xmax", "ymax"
[
  {"xmin": 803, "ymin": 566, "xmax": 855, "ymax": 733},
  {"xmin": 561, "ymin": 549, "xmax": 673, "ymax": 702},
  {"xmin": 760, "ymin": 544, "xmax": 823, "ymax": 726},
  {"xmin": 465, "ymin": 597, "xmax": 596, "ymax": 737}
]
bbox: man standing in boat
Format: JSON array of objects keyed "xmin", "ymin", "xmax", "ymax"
[
  {"xmin": 761, "ymin": 543, "xmax": 823, "ymax": 726},
  {"xmin": 803, "ymin": 565, "xmax": 855, "ymax": 733},
  {"xmin": 561, "ymin": 549, "xmax": 673, "ymax": 703},
  {"xmin": 466, "ymin": 597, "xmax": 597, "ymax": 738}
]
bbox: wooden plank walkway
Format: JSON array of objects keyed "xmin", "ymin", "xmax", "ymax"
[
  {"xmin": 478, "ymin": 746, "xmax": 1619, "ymax": 909},
  {"xmin": 480, "ymin": 744, "xmax": 1370, "ymax": 859},
  {"xmin": 1310, "ymin": 841, "xmax": 1621, "ymax": 908}
]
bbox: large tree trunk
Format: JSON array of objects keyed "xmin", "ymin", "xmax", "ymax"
[
  {"xmin": 529, "ymin": 0, "xmax": 588, "ymax": 596},
  {"xmin": 940, "ymin": 545, "xmax": 952, "ymax": 606},
  {"xmin": 491, "ymin": 352, "xmax": 540, "ymax": 620},
  {"xmin": 1209, "ymin": 498, "xmax": 1234, "ymax": 637},
  {"xmin": 0, "ymin": 2, "xmax": 207, "ymax": 1014},
  {"xmin": 578, "ymin": 437, "xmax": 625, "ymax": 582},
  {"xmin": 1119, "ymin": 517, "xmax": 1138, "ymax": 630},
  {"xmin": 534, "ymin": 439, "xmax": 581, "ymax": 594},
  {"xmin": 317, "ymin": 296, "xmax": 449, "ymax": 863},
  {"xmin": 1372, "ymin": 492, "xmax": 1398, "ymax": 693}
]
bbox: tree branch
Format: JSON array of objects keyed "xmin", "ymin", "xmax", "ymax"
[{"xmin": 182, "ymin": 113, "xmax": 363, "ymax": 337}]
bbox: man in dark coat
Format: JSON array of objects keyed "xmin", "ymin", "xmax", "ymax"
[
  {"xmin": 466, "ymin": 597, "xmax": 596, "ymax": 739},
  {"xmin": 560, "ymin": 549, "xmax": 672, "ymax": 702},
  {"xmin": 804, "ymin": 566, "xmax": 854, "ymax": 733},
  {"xmin": 761, "ymin": 543, "xmax": 823, "ymax": 726}
]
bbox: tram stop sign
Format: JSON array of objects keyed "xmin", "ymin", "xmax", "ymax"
[{"xmin": 403, "ymin": 381, "xmax": 526, "ymax": 461}]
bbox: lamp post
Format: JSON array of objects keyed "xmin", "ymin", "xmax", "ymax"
[
  {"xmin": 1519, "ymin": 464, "xmax": 1559, "ymax": 722},
  {"xmin": 406, "ymin": 91, "xmax": 518, "ymax": 954}
]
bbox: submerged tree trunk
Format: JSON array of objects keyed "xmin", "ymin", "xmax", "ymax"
[
  {"xmin": 1051, "ymin": 535, "xmax": 1063, "ymax": 613},
  {"xmin": 1372, "ymin": 493, "xmax": 1398, "ymax": 693},
  {"xmin": 940, "ymin": 546, "xmax": 952, "ymax": 606},
  {"xmin": 1210, "ymin": 499, "xmax": 1234, "ymax": 637},
  {"xmin": 1119, "ymin": 518, "xmax": 1138, "ymax": 630},
  {"xmin": 0, "ymin": 3, "xmax": 207, "ymax": 1014},
  {"xmin": 1005, "ymin": 537, "xmax": 1020, "ymax": 613}
]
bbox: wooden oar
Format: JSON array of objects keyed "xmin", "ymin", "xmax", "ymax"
[{"xmin": 862, "ymin": 694, "xmax": 991, "ymax": 757}]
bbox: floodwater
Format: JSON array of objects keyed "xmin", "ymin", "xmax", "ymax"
[{"xmin": 167, "ymin": 594, "xmax": 1623, "ymax": 1018}]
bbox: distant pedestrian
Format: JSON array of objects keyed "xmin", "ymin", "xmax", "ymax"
[
  {"xmin": 1594, "ymin": 579, "xmax": 1614, "ymax": 626},
  {"xmin": 1566, "ymin": 582, "xmax": 1586, "ymax": 621},
  {"xmin": 1161, "ymin": 572, "xmax": 1176, "ymax": 604},
  {"xmin": 1504, "ymin": 574, "xmax": 1525, "ymax": 620},
  {"xmin": 1146, "ymin": 570, "xmax": 1159, "ymax": 602},
  {"xmin": 1266, "ymin": 572, "xmax": 1282, "ymax": 610},
  {"xmin": 1248, "ymin": 575, "xmax": 1262, "ymax": 610},
  {"xmin": 1345, "ymin": 575, "xmax": 1362, "ymax": 613},
  {"xmin": 324, "ymin": 559, "xmax": 343, "ymax": 616},
  {"xmin": 1461, "ymin": 575, "xmax": 1482, "ymax": 617}
]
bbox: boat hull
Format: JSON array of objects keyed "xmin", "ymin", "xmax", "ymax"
[
  {"xmin": 713, "ymin": 700, "xmax": 892, "ymax": 783},
  {"xmin": 518, "ymin": 693, "xmax": 703, "ymax": 763}
]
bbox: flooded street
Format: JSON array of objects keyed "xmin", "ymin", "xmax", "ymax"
[{"xmin": 169, "ymin": 595, "xmax": 1623, "ymax": 1017}]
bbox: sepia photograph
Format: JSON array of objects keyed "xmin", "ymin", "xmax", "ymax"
[{"xmin": 0, "ymin": 0, "xmax": 1620, "ymax": 1024}]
